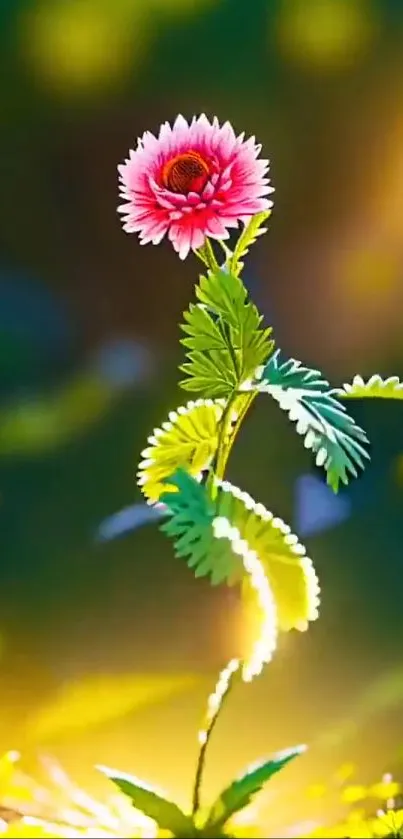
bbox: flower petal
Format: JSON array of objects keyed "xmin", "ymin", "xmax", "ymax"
[{"xmin": 118, "ymin": 115, "xmax": 274, "ymax": 258}]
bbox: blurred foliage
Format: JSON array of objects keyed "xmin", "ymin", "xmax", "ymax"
[
  {"xmin": 304, "ymin": 773, "xmax": 403, "ymax": 838},
  {"xmin": 0, "ymin": 749, "xmax": 159, "ymax": 837},
  {"xmin": 0, "ymin": 749, "xmax": 403, "ymax": 838},
  {"xmin": 0, "ymin": 745, "xmax": 305, "ymax": 838},
  {"xmin": 0, "ymin": 376, "xmax": 116, "ymax": 458},
  {"xmin": 22, "ymin": 0, "xmax": 149, "ymax": 97}
]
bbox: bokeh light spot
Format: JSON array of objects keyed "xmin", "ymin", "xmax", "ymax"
[
  {"xmin": 275, "ymin": 0, "xmax": 378, "ymax": 73},
  {"xmin": 21, "ymin": 0, "xmax": 149, "ymax": 96},
  {"xmin": 340, "ymin": 247, "xmax": 399, "ymax": 308}
]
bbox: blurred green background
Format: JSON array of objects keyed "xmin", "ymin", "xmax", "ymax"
[{"xmin": 1, "ymin": 0, "xmax": 403, "ymax": 832}]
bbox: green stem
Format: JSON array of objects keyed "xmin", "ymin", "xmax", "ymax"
[
  {"xmin": 217, "ymin": 239, "xmax": 233, "ymax": 267},
  {"xmin": 217, "ymin": 390, "xmax": 257, "ymax": 478},
  {"xmin": 193, "ymin": 406, "xmax": 260, "ymax": 819},
  {"xmin": 191, "ymin": 392, "xmax": 259, "ymax": 821},
  {"xmin": 207, "ymin": 385, "xmax": 240, "ymax": 496},
  {"xmin": 210, "ymin": 388, "xmax": 257, "ymax": 491},
  {"xmin": 194, "ymin": 239, "xmax": 220, "ymax": 272},
  {"xmin": 220, "ymin": 318, "xmax": 240, "ymax": 379},
  {"xmin": 214, "ymin": 398, "xmax": 237, "ymax": 483},
  {"xmin": 191, "ymin": 664, "xmax": 241, "ymax": 818},
  {"xmin": 206, "ymin": 397, "xmax": 233, "ymax": 496},
  {"xmin": 193, "ymin": 393, "xmax": 257, "ymax": 816}
]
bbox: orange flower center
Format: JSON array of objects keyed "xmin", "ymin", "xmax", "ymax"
[{"xmin": 162, "ymin": 150, "xmax": 210, "ymax": 194}]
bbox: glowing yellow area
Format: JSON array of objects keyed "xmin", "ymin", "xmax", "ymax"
[
  {"xmin": 25, "ymin": 673, "xmax": 200, "ymax": 741},
  {"xmin": 22, "ymin": 0, "xmax": 149, "ymax": 94},
  {"xmin": 340, "ymin": 248, "xmax": 399, "ymax": 305},
  {"xmin": 276, "ymin": 0, "xmax": 378, "ymax": 72}
]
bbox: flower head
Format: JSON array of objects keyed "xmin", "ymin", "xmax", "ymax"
[{"xmin": 118, "ymin": 114, "xmax": 274, "ymax": 259}]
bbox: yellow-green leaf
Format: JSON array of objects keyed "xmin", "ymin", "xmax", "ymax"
[
  {"xmin": 137, "ymin": 399, "xmax": 225, "ymax": 503},
  {"xmin": 336, "ymin": 374, "xmax": 403, "ymax": 400},
  {"xmin": 216, "ymin": 480, "xmax": 320, "ymax": 632},
  {"xmin": 230, "ymin": 211, "xmax": 271, "ymax": 276}
]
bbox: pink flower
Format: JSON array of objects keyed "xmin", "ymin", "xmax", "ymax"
[{"xmin": 118, "ymin": 114, "xmax": 274, "ymax": 260}]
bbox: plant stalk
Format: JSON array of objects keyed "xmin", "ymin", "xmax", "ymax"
[
  {"xmin": 215, "ymin": 390, "xmax": 257, "ymax": 480},
  {"xmin": 191, "ymin": 247, "xmax": 264, "ymax": 818},
  {"xmin": 194, "ymin": 239, "xmax": 220, "ymax": 272},
  {"xmin": 191, "ymin": 661, "xmax": 241, "ymax": 818}
]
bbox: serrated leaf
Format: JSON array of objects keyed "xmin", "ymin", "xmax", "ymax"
[
  {"xmin": 159, "ymin": 469, "xmax": 238, "ymax": 585},
  {"xmin": 180, "ymin": 301, "xmax": 241, "ymax": 397},
  {"xmin": 97, "ymin": 767, "xmax": 194, "ymax": 834},
  {"xmin": 230, "ymin": 210, "xmax": 271, "ymax": 276},
  {"xmin": 137, "ymin": 399, "xmax": 225, "ymax": 503},
  {"xmin": 216, "ymin": 479, "xmax": 320, "ymax": 631},
  {"xmin": 335, "ymin": 373, "xmax": 403, "ymax": 400},
  {"xmin": 160, "ymin": 472, "xmax": 320, "ymax": 634},
  {"xmin": 179, "ymin": 268, "xmax": 274, "ymax": 397},
  {"xmin": 206, "ymin": 745, "xmax": 306, "ymax": 830},
  {"xmin": 250, "ymin": 350, "xmax": 370, "ymax": 492},
  {"xmin": 160, "ymin": 471, "xmax": 279, "ymax": 678},
  {"xmin": 182, "ymin": 305, "xmax": 228, "ymax": 351},
  {"xmin": 179, "ymin": 348, "xmax": 239, "ymax": 397}
]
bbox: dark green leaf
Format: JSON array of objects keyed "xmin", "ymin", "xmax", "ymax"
[
  {"xmin": 97, "ymin": 766, "xmax": 194, "ymax": 834},
  {"xmin": 159, "ymin": 469, "xmax": 243, "ymax": 585},
  {"xmin": 206, "ymin": 745, "xmax": 306, "ymax": 830},
  {"xmin": 252, "ymin": 350, "xmax": 370, "ymax": 492}
]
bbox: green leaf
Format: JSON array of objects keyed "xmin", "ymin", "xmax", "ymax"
[
  {"xmin": 97, "ymin": 766, "xmax": 195, "ymax": 834},
  {"xmin": 179, "ymin": 268, "xmax": 274, "ymax": 397},
  {"xmin": 160, "ymin": 471, "xmax": 320, "ymax": 636},
  {"xmin": 250, "ymin": 350, "xmax": 370, "ymax": 492},
  {"xmin": 215, "ymin": 479, "xmax": 320, "ymax": 631},
  {"xmin": 230, "ymin": 211, "xmax": 271, "ymax": 276},
  {"xmin": 180, "ymin": 305, "xmax": 239, "ymax": 398},
  {"xmin": 335, "ymin": 373, "xmax": 403, "ymax": 400},
  {"xmin": 180, "ymin": 352, "xmax": 239, "ymax": 397},
  {"xmin": 182, "ymin": 305, "xmax": 229, "ymax": 352},
  {"xmin": 159, "ymin": 469, "xmax": 239, "ymax": 585},
  {"xmin": 205, "ymin": 745, "xmax": 306, "ymax": 830}
]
